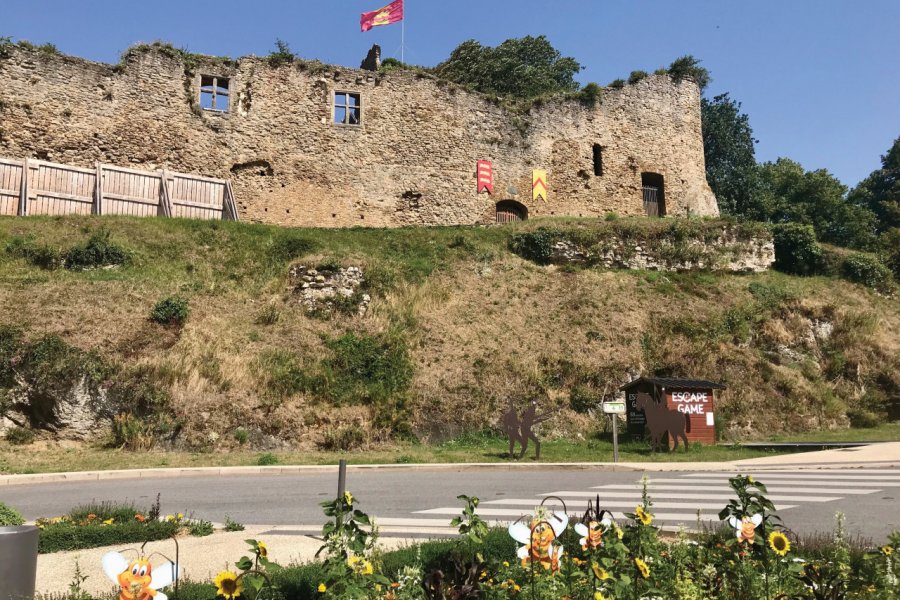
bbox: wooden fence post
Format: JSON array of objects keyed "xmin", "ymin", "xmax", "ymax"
[
  {"xmin": 95, "ymin": 162, "xmax": 104, "ymax": 215},
  {"xmin": 19, "ymin": 158, "xmax": 28, "ymax": 216},
  {"xmin": 160, "ymin": 170, "xmax": 173, "ymax": 217},
  {"xmin": 224, "ymin": 180, "xmax": 240, "ymax": 221}
]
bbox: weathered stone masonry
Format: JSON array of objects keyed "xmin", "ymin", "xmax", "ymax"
[{"xmin": 0, "ymin": 46, "xmax": 718, "ymax": 227}]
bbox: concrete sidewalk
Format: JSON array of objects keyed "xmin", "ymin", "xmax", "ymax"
[{"xmin": 35, "ymin": 526, "xmax": 418, "ymax": 595}]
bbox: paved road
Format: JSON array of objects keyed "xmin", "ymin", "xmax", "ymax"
[{"xmin": 6, "ymin": 466, "xmax": 899, "ymax": 541}]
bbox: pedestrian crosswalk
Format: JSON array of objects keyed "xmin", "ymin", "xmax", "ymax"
[{"xmin": 403, "ymin": 468, "xmax": 900, "ymax": 535}]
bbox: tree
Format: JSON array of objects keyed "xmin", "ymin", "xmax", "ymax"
[
  {"xmin": 701, "ymin": 93, "xmax": 761, "ymax": 218},
  {"xmin": 758, "ymin": 159, "xmax": 877, "ymax": 250},
  {"xmin": 848, "ymin": 136, "xmax": 900, "ymax": 234},
  {"xmin": 434, "ymin": 36, "xmax": 582, "ymax": 100}
]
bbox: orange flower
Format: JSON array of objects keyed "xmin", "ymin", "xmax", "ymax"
[
  {"xmin": 134, "ymin": 514, "xmax": 146, "ymax": 522},
  {"xmin": 87, "ymin": 514, "xmax": 97, "ymax": 520}
]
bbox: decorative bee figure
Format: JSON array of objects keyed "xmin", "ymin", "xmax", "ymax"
[
  {"xmin": 102, "ymin": 551, "xmax": 180, "ymax": 600},
  {"xmin": 728, "ymin": 514, "xmax": 763, "ymax": 544},
  {"xmin": 574, "ymin": 496, "xmax": 613, "ymax": 550},
  {"xmin": 508, "ymin": 503, "xmax": 569, "ymax": 572}
]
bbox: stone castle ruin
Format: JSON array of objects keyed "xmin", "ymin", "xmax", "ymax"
[{"xmin": 0, "ymin": 43, "xmax": 718, "ymax": 227}]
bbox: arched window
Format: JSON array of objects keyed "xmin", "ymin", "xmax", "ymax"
[
  {"xmin": 641, "ymin": 172, "xmax": 666, "ymax": 217},
  {"xmin": 495, "ymin": 200, "xmax": 528, "ymax": 223}
]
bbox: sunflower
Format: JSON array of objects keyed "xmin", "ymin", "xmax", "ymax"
[
  {"xmin": 343, "ymin": 491, "xmax": 354, "ymax": 505},
  {"xmin": 591, "ymin": 562, "xmax": 611, "ymax": 581},
  {"xmin": 634, "ymin": 557, "xmax": 650, "ymax": 579},
  {"xmin": 882, "ymin": 545, "xmax": 893, "ymax": 556},
  {"xmin": 317, "ymin": 583, "xmax": 326, "ymax": 593},
  {"xmin": 214, "ymin": 570, "xmax": 243, "ymax": 599},
  {"xmin": 768, "ymin": 531, "xmax": 791, "ymax": 556},
  {"xmin": 256, "ymin": 541, "xmax": 269, "ymax": 559},
  {"xmin": 347, "ymin": 555, "xmax": 374, "ymax": 575},
  {"xmin": 634, "ymin": 506, "xmax": 653, "ymax": 526},
  {"xmin": 594, "ymin": 592, "xmax": 608, "ymax": 600}
]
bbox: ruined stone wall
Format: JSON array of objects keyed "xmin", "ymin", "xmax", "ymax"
[{"xmin": 0, "ymin": 46, "xmax": 717, "ymax": 227}]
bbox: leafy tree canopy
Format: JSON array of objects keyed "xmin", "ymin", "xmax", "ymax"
[
  {"xmin": 701, "ymin": 93, "xmax": 760, "ymax": 218},
  {"xmin": 434, "ymin": 35, "xmax": 582, "ymax": 100},
  {"xmin": 848, "ymin": 136, "xmax": 900, "ymax": 234},
  {"xmin": 758, "ymin": 158, "xmax": 877, "ymax": 250}
]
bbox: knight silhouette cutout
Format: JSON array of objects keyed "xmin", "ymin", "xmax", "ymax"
[{"xmin": 502, "ymin": 399, "xmax": 552, "ymax": 459}]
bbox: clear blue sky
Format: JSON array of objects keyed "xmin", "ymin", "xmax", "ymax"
[{"xmin": 3, "ymin": 0, "xmax": 898, "ymax": 188}]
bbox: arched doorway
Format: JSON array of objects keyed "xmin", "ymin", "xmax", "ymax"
[
  {"xmin": 641, "ymin": 172, "xmax": 666, "ymax": 217},
  {"xmin": 495, "ymin": 200, "xmax": 528, "ymax": 223}
]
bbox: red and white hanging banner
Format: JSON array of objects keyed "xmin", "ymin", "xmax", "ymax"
[{"xmin": 477, "ymin": 160, "xmax": 493, "ymax": 194}]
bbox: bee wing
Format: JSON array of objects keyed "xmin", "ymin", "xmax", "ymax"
[
  {"xmin": 550, "ymin": 512, "xmax": 569, "ymax": 537},
  {"xmin": 516, "ymin": 544, "xmax": 529, "ymax": 560},
  {"xmin": 150, "ymin": 562, "xmax": 179, "ymax": 590},
  {"xmin": 574, "ymin": 523, "xmax": 588, "ymax": 536},
  {"xmin": 727, "ymin": 516, "xmax": 741, "ymax": 532},
  {"xmin": 600, "ymin": 516, "xmax": 612, "ymax": 528},
  {"xmin": 750, "ymin": 514, "xmax": 763, "ymax": 527},
  {"xmin": 156, "ymin": 593, "xmax": 167, "ymax": 600},
  {"xmin": 101, "ymin": 552, "xmax": 128, "ymax": 583},
  {"xmin": 508, "ymin": 521, "xmax": 531, "ymax": 544}
]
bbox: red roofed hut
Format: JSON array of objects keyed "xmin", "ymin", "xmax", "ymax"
[{"xmin": 621, "ymin": 377, "xmax": 726, "ymax": 447}]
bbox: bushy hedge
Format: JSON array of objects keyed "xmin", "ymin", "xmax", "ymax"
[
  {"xmin": 842, "ymin": 252, "xmax": 895, "ymax": 294},
  {"xmin": 772, "ymin": 222, "xmax": 823, "ymax": 275},
  {"xmin": 5, "ymin": 228, "xmax": 130, "ymax": 271},
  {"xmin": 38, "ymin": 520, "xmax": 179, "ymax": 553},
  {"xmin": 150, "ymin": 296, "xmax": 190, "ymax": 326}
]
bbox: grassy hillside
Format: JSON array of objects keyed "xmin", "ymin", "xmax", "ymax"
[{"xmin": 0, "ymin": 215, "xmax": 897, "ymax": 455}]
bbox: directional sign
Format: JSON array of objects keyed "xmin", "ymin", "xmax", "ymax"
[
  {"xmin": 603, "ymin": 401, "xmax": 626, "ymax": 414},
  {"xmin": 532, "ymin": 169, "xmax": 548, "ymax": 202}
]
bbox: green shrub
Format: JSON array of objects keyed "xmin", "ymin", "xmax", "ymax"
[
  {"xmin": 5, "ymin": 236, "xmax": 64, "ymax": 270},
  {"xmin": 223, "ymin": 515, "xmax": 245, "ymax": 532},
  {"xmin": 38, "ymin": 520, "xmax": 178, "ymax": 553},
  {"xmin": 0, "ymin": 502, "xmax": 25, "ymax": 526},
  {"xmin": 64, "ymin": 228, "xmax": 130, "ymax": 270},
  {"xmin": 233, "ymin": 427, "xmax": 249, "ymax": 445},
  {"xmin": 879, "ymin": 227, "xmax": 900, "ymax": 280},
  {"xmin": 187, "ymin": 519, "xmax": 214, "ymax": 536},
  {"xmin": 267, "ymin": 234, "xmax": 314, "ymax": 263},
  {"xmin": 772, "ymin": 223, "xmax": 823, "ymax": 275},
  {"xmin": 841, "ymin": 253, "xmax": 895, "ymax": 293},
  {"xmin": 267, "ymin": 38, "xmax": 295, "ymax": 68},
  {"xmin": 319, "ymin": 424, "xmax": 366, "ymax": 451},
  {"xmin": 628, "ymin": 70, "xmax": 649, "ymax": 85},
  {"xmin": 667, "ymin": 55, "xmax": 711, "ymax": 91},
  {"xmin": 150, "ymin": 296, "xmax": 189, "ymax": 326},
  {"xmin": 608, "ymin": 78, "xmax": 625, "ymax": 89},
  {"xmin": 576, "ymin": 82, "xmax": 602, "ymax": 106},
  {"xmin": 68, "ymin": 500, "xmax": 144, "ymax": 523},
  {"xmin": 509, "ymin": 228, "xmax": 559, "ymax": 265},
  {"xmin": 255, "ymin": 304, "xmax": 281, "ymax": 325},
  {"xmin": 4, "ymin": 426, "xmax": 35, "ymax": 445},
  {"xmin": 257, "ymin": 452, "xmax": 279, "ymax": 465}
]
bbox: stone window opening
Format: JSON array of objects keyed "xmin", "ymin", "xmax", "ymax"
[
  {"xmin": 593, "ymin": 144, "xmax": 603, "ymax": 176},
  {"xmin": 200, "ymin": 75, "xmax": 230, "ymax": 112},
  {"xmin": 334, "ymin": 92, "xmax": 361, "ymax": 125},
  {"xmin": 641, "ymin": 172, "xmax": 666, "ymax": 217}
]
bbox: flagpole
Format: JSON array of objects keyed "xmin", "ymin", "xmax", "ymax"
[{"xmin": 401, "ymin": 0, "xmax": 405, "ymax": 64}]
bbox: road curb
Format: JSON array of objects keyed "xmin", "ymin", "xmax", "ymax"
[{"xmin": 2, "ymin": 458, "xmax": 897, "ymax": 486}]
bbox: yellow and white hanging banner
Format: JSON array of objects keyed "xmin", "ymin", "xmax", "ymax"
[{"xmin": 532, "ymin": 169, "xmax": 548, "ymax": 202}]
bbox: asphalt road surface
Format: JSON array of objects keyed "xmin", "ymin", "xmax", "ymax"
[{"xmin": 5, "ymin": 466, "xmax": 899, "ymax": 541}]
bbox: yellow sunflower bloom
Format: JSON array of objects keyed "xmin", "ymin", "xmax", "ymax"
[
  {"xmin": 768, "ymin": 531, "xmax": 791, "ymax": 556},
  {"xmin": 214, "ymin": 570, "xmax": 243, "ymax": 599},
  {"xmin": 594, "ymin": 592, "xmax": 608, "ymax": 600},
  {"xmin": 343, "ymin": 491, "xmax": 354, "ymax": 505},
  {"xmin": 881, "ymin": 545, "xmax": 893, "ymax": 556},
  {"xmin": 591, "ymin": 562, "xmax": 611, "ymax": 581},
  {"xmin": 347, "ymin": 555, "xmax": 373, "ymax": 575},
  {"xmin": 256, "ymin": 541, "xmax": 268, "ymax": 559},
  {"xmin": 317, "ymin": 583, "xmax": 326, "ymax": 593},
  {"xmin": 635, "ymin": 506, "xmax": 653, "ymax": 526},
  {"xmin": 634, "ymin": 557, "xmax": 650, "ymax": 579}
]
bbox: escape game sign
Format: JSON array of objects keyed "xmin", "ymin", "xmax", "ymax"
[{"xmin": 669, "ymin": 391, "xmax": 710, "ymax": 415}]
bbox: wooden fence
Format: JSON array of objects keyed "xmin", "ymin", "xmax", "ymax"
[{"xmin": 0, "ymin": 157, "xmax": 239, "ymax": 221}]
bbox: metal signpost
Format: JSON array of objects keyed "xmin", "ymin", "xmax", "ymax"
[{"xmin": 602, "ymin": 401, "xmax": 626, "ymax": 463}]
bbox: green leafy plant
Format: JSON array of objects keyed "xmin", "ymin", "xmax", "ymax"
[
  {"xmin": 772, "ymin": 223, "xmax": 823, "ymax": 275},
  {"xmin": 268, "ymin": 38, "xmax": 295, "ymax": 68},
  {"xmin": 224, "ymin": 515, "xmax": 245, "ymax": 532},
  {"xmin": 63, "ymin": 228, "xmax": 131, "ymax": 270},
  {"xmin": 628, "ymin": 70, "xmax": 649, "ymax": 85},
  {"xmin": 5, "ymin": 426, "xmax": 35, "ymax": 445},
  {"xmin": 188, "ymin": 518, "xmax": 214, "ymax": 537},
  {"xmin": 0, "ymin": 501, "xmax": 25, "ymax": 526},
  {"xmin": 841, "ymin": 253, "xmax": 895, "ymax": 293},
  {"xmin": 257, "ymin": 452, "xmax": 279, "ymax": 465},
  {"xmin": 150, "ymin": 296, "xmax": 189, "ymax": 326}
]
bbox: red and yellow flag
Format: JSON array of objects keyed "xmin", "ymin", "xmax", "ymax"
[
  {"xmin": 361, "ymin": 0, "xmax": 404, "ymax": 32},
  {"xmin": 533, "ymin": 169, "xmax": 548, "ymax": 202}
]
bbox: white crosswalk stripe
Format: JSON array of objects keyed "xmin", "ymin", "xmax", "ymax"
[{"xmin": 394, "ymin": 468, "xmax": 900, "ymax": 535}]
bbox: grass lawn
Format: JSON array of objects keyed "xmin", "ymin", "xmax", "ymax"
[
  {"xmin": 0, "ymin": 431, "xmax": 789, "ymax": 474},
  {"xmin": 768, "ymin": 421, "xmax": 900, "ymax": 443}
]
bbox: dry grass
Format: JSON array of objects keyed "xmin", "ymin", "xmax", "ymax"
[{"xmin": 0, "ymin": 216, "xmax": 897, "ymax": 457}]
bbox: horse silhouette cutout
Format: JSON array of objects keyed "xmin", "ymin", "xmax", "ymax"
[
  {"xmin": 502, "ymin": 399, "xmax": 552, "ymax": 459},
  {"xmin": 634, "ymin": 392, "xmax": 690, "ymax": 451}
]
